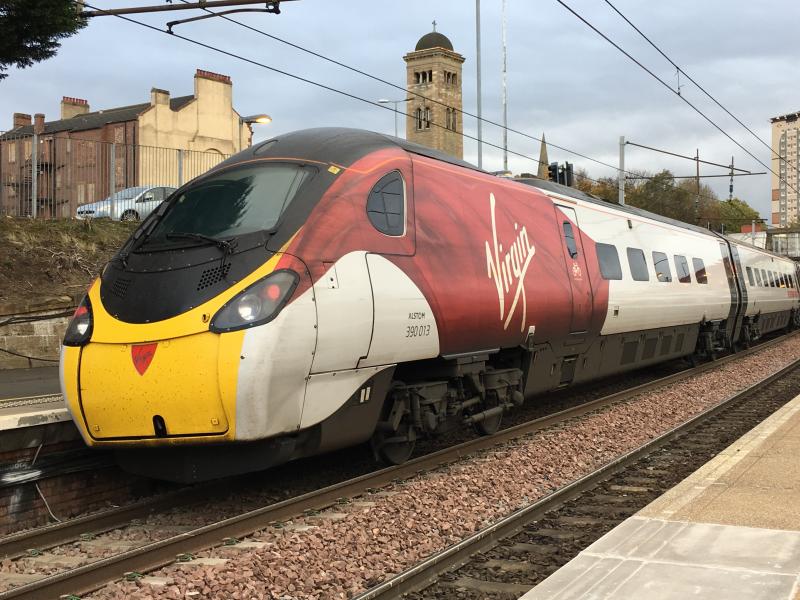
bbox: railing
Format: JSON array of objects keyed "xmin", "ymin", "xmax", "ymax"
[{"xmin": 0, "ymin": 131, "xmax": 231, "ymax": 220}]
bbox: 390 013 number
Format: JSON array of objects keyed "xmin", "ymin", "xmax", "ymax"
[{"xmin": 406, "ymin": 324, "xmax": 431, "ymax": 338}]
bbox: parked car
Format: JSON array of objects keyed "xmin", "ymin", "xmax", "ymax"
[{"xmin": 76, "ymin": 185, "xmax": 177, "ymax": 221}]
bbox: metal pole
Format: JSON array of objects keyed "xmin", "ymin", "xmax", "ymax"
[
  {"xmin": 751, "ymin": 219, "xmax": 756, "ymax": 245},
  {"xmin": 618, "ymin": 135, "xmax": 625, "ymax": 205},
  {"xmin": 695, "ymin": 148, "xmax": 700, "ymax": 223},
  {"xmin": 729, "ymin": 155, "xmax": 734, "ymax": 201},
  {"xmin": 177, "ymin": 149, "xmax": 184, "ymax": 186},
  {"xmin": 501, "ymin": 0, "xmax": 508, "ymax": 171},
  {"xmin": 109, "ymin": 142, "xmax": 117, "ymax": 217},
  {"xmin": 393, "ymin": 100, "xmax": 399, "ymax": 138},
  {"xmin": 476, "ymin": 0, "xmax": 483, "ymax": 169},
  {"xmin": 31, "ymin": 133, "xmax": 38, "ymax": 218}
]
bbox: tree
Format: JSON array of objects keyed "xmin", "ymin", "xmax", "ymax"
[
  {"xmin": 0, "ymin": 1, "xmax": 86, "ymax": 80},
  {"xmin": 714, "ymin": 197, "xmax": 761, "ymax": 233}
]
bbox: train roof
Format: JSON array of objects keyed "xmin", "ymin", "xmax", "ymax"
[
  {"xmin": 221, "ymin": 128, "xmax": 791, "ymax": 263},
  {"xmin": 515, "ymin": 178, "xmax": 793, "ymax": 262},
  {"xmin": 228, "ymin": 127, "xmax": 484, "ymax": 175}
]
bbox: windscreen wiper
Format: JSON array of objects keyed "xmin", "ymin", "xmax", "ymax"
[
  {"xmin": 166, "ymin": 232, "xmax": 236, "ymax": 253},
  {"xmin": 166, "ymin": 232, "xmax": 238, "ymax": 276}
]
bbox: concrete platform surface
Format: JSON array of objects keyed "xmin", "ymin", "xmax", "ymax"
[
  {"xmin": 0, "ymin": 365, "xmax": 60, "ymax": 400},
  {"xmin": 521, "ymin": 392, "xmax": 800, "ymax": 600}
]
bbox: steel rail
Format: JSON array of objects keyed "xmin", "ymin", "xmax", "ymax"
[
  {"xmin": 1, "ymin": 331, "xmax": 796, "ymax": 599},
  {"xmin": 352, "ymin": 354, "xmax": 800, "ymax": 599}
]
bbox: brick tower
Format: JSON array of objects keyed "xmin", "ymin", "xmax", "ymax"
[{"xmin": 404, "ymin": 26, "xmax": 465, "ymax": 159}]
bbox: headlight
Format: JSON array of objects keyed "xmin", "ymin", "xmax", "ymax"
[
  {"xmin": 63, "ymin": 296, "xmax": 93, "ymax": 346},
  {"xmin": 210, "ymin": 270, "xmax": 299, "ymax": 333}
]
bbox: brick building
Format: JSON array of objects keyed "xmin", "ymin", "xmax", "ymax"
[
  {"xmin": 404, "ymin": 29, "xmax": 465, "ymax": 160},
  {"xmin": 0, "ymin": 69, "xmax": 252, "ymax": 217}
]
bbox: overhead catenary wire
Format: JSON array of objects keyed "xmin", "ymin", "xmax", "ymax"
[
  {"xmin": 175, "ymin": 0, "xmax": 629, "ymax": 174},
  {"xmin": 602, "ymin": 0, "xmax": 797, "ymax": 175},
  {"xmin": 554, "ymin": 0, "xmax": 800, "ymax": 196},
  {"xmin": 84, "ymin": 3, "xmax": 743, "ymax": 210},
  {"xmin": 80, "ymin": 2, "xmax": 620, "ymax": 177}
]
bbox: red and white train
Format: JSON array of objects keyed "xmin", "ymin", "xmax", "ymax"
[{"xmin": 60, "ymin": 128, "xmax": 800, "ymax": 481}]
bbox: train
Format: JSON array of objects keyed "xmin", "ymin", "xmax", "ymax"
[{"xmin": 60, "ymin": 128, "xmax": 800, "ymax": 482}]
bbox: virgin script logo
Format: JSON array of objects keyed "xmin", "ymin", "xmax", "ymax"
[{"xmin": 485, "ymin": 193, "xmax": 536, "ymax": 332}]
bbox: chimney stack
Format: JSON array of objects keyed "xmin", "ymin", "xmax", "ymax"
[
  {"xmin": 33, "ymin": 113, "xmax": 45, "ymax": 135},
  {"xmin": 150, "ymin": 87, "xmax": 170, "ymax": 106},
  {"xmin": 61, "ymin": 96, "xmax": 90, "ymax": 119},
  {"xmin": 13, "ymin": 113, "xmax": 31, "ymax": 129}
]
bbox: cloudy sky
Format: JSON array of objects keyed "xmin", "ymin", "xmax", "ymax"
[{"xmin": 2, "ymin": 0, "xmax": 798, "ymax": 219}]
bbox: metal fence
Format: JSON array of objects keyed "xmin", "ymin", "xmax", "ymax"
[{"xmin": 0, "ymin": 131, "xmax": 231, "ymax": 219}]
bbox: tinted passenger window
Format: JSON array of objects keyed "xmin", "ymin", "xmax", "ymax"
[
  {"xmin": 674, "ymin": 255, "xmax": 691, "ymax": 283},
  {"xmin": 781, "ymin": 274, "xmax": 787, "ymax": 287},
  {"xmin": 692, "ymin": 258, "xmax": 708, "ymax": 284},
  {"xmin": 596, "ymin": 243, "xmax": 622, "ymax": 280},
  {"xmin": 563, "ymin": 222, "xmax": 578, "ymax": 258},
  {"xmin": 761, "ymin": 269, "xmax": 768, "ymax": 286},
  {"xmin": 627, "ymin": 248, "xmax": 649, "ymax": 281},
  {"xmin": 367, "ymin": 171, "xmax": 405, "ymax": 236},
  {"xmin": 746, "ymin": 267, "xmax": 755, "ymax": 287},
  {"xmin": 754, "ymin": 268, "xmax": 762, "ymax": 287},
  {"xmin": 652, "ymin": 251, "xmax": 672, "ymax": 282},
  {"xmin": 769, "ymin": 271, "xmax": 776, "ymax": 287}
]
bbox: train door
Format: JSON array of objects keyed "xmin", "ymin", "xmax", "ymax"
[{"xmin": 555, "ymin": 205, "xmax": 594, "ymax": 333}]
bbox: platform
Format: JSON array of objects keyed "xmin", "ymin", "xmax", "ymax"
[
  {"xmin": 521, "ymin": 392, "xmax": 800, "ymax": 600},
  {"xmin": 0, "ymin": 366, "xmax": 60, "ymax": 400}
]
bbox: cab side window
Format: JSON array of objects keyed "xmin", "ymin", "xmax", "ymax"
[{"xmin": 367, "ymin": 171, "xmax": 405, "ymax": 236}]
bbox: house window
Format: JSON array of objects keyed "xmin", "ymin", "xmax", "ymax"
[
  {"xmin": 7, "ymin": 143, "xmax": 16, "ymax": 163},
  {"xmin": 24, "ymin": 140, "xmax": 31, "ymax": 159},
  {"xmin": 366, "ymin": 171, "xmax": 405, "ymax": 236}
]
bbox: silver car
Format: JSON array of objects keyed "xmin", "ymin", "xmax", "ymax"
[{"xmin": 76, "ymin": 185, "xmax": 176, "ymax": 221}]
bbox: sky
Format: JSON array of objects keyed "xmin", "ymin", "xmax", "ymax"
[{"xmin": 2, "ymin": 0, "xmax": 799, "ymax": 221}]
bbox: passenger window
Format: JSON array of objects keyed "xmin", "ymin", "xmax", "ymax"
[
  {"xmin": 674, "ymin": 255, "xmax": 691, "ymax": 283},
  {"xmin": 781, "ymin": 274, "xmax": 788, "ymax": 287},
  {"xmin": 563, "ymin": 222, "xmax": 578, "ymax": 258},
  {"xmin": 626, "ymin": 248, "xmax": 649, "ymax": 281},
  {"xmin": 366, "ymin": 171, "xmax": 405, "ymax": 236},
  {"xmin": 761, "ymin": 269, "xmax": 768, "ymax": 286},
  {"xmin": 769, "ymin": 271, "xmax": 776, "ymax": 287},
  {"xmin": 754, "ymin": 268, "xmax": 762, "ymax": 287},
  {"xmin": 746, "ymin": 267, "xmax": 755, "ymax": 287},
  {"xmin": 596, "ymin": 243, "xmax": 622, "ymax": 280},
  {"xmin": 652, "ymin": 251, "xmax": 672, "ymax": 282},
  {"xmin": 790, "ymin": 274, "xmax": 795, "ymax": 288},
  {"xmin": 692, "ymin": 258, "xmax": 708, "ymax": 284}
]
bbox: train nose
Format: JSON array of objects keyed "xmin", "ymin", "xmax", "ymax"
[{"xmin": 77, "ymin": 331, "xmax": 239, "ymax": 441}]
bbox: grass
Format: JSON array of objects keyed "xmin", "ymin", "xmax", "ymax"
[{"xmin": 0, "ymin": 217, "xmax": 136, "ymax": 308}]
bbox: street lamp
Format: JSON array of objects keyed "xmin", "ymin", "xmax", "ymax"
[
  {"xmin": 378, "ymin": 98, "xmax": 412, "ymax": 138},
  {"xmin": 239, "ymin": 113, "xmax": 272, "ymax": 149}
]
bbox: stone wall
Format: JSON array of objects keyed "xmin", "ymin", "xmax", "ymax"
[{"xmin": 0, "ymin": 302, "xmax": 73, "ymax": 370}]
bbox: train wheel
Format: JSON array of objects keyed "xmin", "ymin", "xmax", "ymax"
[
  {"xmin": 474, "ymin": 390, "xmax": 503, "ymax": 436},
  {"xmin": 373, "ymin": 420, "xmax": 416, "ymax": 465}
]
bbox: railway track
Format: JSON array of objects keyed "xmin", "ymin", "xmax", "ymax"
[
  {"xmin": 354, "ymin": 350, "xmax": 800, "ymax": 599},
  {"xmin": 0, "ymin": 331, "xmax": 796, "ymax": 599}
]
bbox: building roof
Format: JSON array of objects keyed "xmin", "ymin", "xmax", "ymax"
[
  {"xmin": 415, "ymin": 31, "xmax": 454, "ymax": 51},
  {"xmin": 1, "ymin": 95, "xmax": 194, "ymax": 138},
  {"xmin": 770, "ymin": 111, "xmax": 800, "ymax": 124}
]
